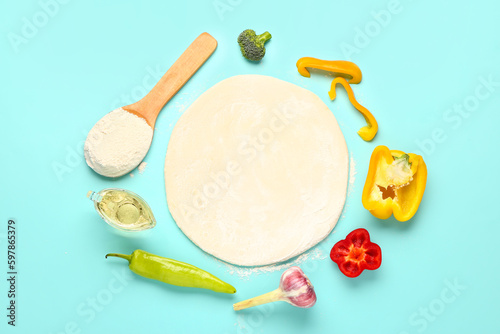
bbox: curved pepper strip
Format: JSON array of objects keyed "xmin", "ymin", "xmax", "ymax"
[
  {"xmin": 296, "ymin": 57, "xmax": 362, "ymax": 84},
  {"xmin": 329, "ymin": 77, "xmax": 378, "ymax": 141},
  {"xmin": 330, "ymin": 228, "xmax": 381, "ymax": 278},
  {"xmin": 362, "ymin": 146, "xmax": 427, "ymax": 222},
  {"xmin": 296, "ymin": 57, "xmax": 378, "ymax": 141}
]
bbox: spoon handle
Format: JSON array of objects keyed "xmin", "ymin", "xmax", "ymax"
[{"xmin": 126, "ymin": 32, "xmax": 217, "ymax": 127}]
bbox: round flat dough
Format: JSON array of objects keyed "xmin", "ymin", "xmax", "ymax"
[{"xmin": 164, "ymin": 75, "xmax": 348, "ymax": 266}]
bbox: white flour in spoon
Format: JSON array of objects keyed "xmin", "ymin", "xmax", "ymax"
[{"xmin": 84, "ymin": 107, "xmax": 153, "ymax": 177}]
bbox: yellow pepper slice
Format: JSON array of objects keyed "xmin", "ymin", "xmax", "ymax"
[
  {"xmin": 362, "ymin": 146, "xmax": 427, "ymax": 222},
  {"xmin": 296, "ymin": 57, "xmax": 362, "ymax": 84},
  {"xmin": 329, "ymin": 77, "xmax": 378, "ymax": 141}
]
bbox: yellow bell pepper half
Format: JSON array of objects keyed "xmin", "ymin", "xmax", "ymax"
[{"xmin": 362, "ymin": 146, "xmax": 427, "ymax": 222}]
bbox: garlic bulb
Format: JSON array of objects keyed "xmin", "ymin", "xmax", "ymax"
[
  {"xmin": 233, "ymin": 266, "xmax": 316, "ymax": 311},
  {"xmin": 279, "ymin": 266, "xmax": 317, "ymax": 308}
]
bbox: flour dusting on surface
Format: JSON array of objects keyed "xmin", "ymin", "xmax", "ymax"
[
  {"xmin": 209, "ymin": 247, "xmax": 327, "ymax": 280},
  {"xmin": 348, "ymin": 155, "xmax": 357, "ymax": 196},
  {"xmin": 341, "ymin": 154, "xmax": 357, "ymax": 220},
  {"xmin": 174, "ymin": 91, "xmax": 199, "ymax": 113},
  {"xmin": 173, "ymin": 73, "xmax": 226, "ymax": 113},
  {"xmin": 138, "ymin": 162, "xmax": 148, "ymax": 174}
]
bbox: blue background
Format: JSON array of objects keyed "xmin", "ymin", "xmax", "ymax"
[{"xmin": 2, "ymin": 0, "xmax": 499, "ymax": 333}]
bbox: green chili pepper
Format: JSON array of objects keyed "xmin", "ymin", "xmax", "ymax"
[{"xmin": 106, "ymin": 250, "xmax": 236, "ymax": 294}]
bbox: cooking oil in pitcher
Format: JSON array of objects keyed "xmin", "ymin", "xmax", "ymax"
[{"xmin": 87, "ymin": 188, "xmax": 156, "ymax": 231}]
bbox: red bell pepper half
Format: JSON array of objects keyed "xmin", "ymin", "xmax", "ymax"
[{"xmin": 330, "ymin": 228, "xmax": 382, "ymax": 278}]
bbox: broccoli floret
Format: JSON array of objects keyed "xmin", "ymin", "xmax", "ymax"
[{"xmin": 237, "ymin": 29, "xmax": 272, "ymax": 61}]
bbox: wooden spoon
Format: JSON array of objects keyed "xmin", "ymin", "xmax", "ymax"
[
  {"xmin": 84, "ymin": 32, "xmax": 217, "ymax": 177},
  {"xmin": 124, "ymin": 32, "xmax": 217, "ymax": 128}
]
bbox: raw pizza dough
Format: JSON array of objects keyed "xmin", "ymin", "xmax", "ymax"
[{"xmin": 164, "ymin": 75, "xmax": 348, "ymax": 266}]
